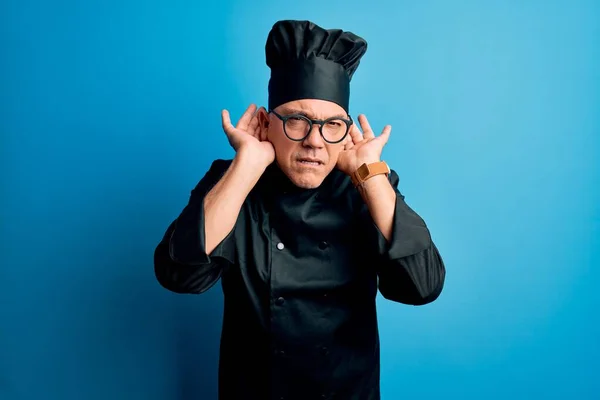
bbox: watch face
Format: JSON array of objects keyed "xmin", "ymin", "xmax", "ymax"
[{"xmin": 357, "ymin": 164, "xmax": 370, "ymax": 179}]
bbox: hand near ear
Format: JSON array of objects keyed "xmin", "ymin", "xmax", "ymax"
[
  {"xmin": 221, "ymin": 104, "xmax": 275, "ymax": 170},
  {"xmin": 336, "ymin": 114, "xmax": 391, "ymax": 175}
]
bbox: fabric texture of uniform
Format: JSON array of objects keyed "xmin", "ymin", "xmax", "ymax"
[{"xmin": 154, "ymin": 160, "xmax": 446, "ymax": 400}]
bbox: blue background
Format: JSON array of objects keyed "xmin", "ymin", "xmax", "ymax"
[{"xmin": 2, "ymin": 0, "xmax": 599, "ymax": 399}]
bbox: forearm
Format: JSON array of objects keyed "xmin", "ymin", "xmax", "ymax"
[
  {"xmin": 154, "ymin": 155, "xmax": 266, "ymax": 294},
  {"xmin": 357, "ymin": 169, "xmax": 446, "ymax": 305},
  {"xmin": 204, "ymin": 153, "xmax": 267, "ymax": 254},
  {"xmin": 356, "ymin": 174, "xmax": 397, "ymax": 242}
]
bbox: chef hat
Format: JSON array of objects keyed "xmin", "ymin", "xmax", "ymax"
[{"xmin": 265, "ymin": 20, "xmax": 367, "ymax": 113}]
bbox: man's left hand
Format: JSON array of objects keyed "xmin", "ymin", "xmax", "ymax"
[{"xmin": 336, "ymin": 114, "xmax": 392, "ymax": 176}]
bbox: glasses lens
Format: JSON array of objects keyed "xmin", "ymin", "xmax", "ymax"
[
  {"xmin": 284, "ymin": 116, "xmax": 311, "ymax": 140},
  {"xmin": 283, "ymin": 115, "xmax": 349, "ymax": 143},
  {"xmin": 321, "ymin": 119, "xmax": 348, "ymax": 143}
]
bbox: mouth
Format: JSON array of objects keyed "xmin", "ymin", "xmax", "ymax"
[{"xmin": 296, "ymin": 158, "xmax": 324, "ymax": 167}]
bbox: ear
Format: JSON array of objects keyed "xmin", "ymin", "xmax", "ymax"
[{"xmin": 256, "ymin": 107, "xmax": 270, "ymax": 141}]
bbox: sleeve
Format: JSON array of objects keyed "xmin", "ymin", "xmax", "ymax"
[
  {"xmin": 362, "ymin": 169, "xmax": 446, "ymax": 305},
  {"xmin": 153, "ymin": 159, "xmax": 236, "ymax": 294}
]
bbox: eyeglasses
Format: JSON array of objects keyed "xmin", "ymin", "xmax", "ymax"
[{"xmin": 269, "ymin": 109, "xmax": 353, "ymax": 144}]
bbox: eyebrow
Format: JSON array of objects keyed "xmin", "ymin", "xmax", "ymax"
[{"xmin": 279, "ymin": 108, "xmax": 348, "ymax": 120}]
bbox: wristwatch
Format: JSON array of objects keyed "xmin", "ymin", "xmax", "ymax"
[{"xmin": 350, "ymin": 161, "xmax": 390, "ymax": 186}]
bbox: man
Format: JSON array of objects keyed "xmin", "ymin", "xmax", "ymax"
[{"xmin": 154, "ymin": 19, "xmax": 445, "ymax": 400}]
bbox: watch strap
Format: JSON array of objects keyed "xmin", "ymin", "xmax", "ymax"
[{"xmin": 350, "ymin": 161, "xmax": 390, "ymax": 186}]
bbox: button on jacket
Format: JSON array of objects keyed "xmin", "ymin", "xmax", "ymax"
[{"xmin": 154, "ymin": 159, "xmax": 446, "ymax": 400}]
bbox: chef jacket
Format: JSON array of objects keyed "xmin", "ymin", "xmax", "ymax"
[{"xmin": 154, "ymin": 158, "xmax": 446, "ymax": 400}]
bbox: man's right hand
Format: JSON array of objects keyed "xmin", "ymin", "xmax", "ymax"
[{"xmin": 221, "ymin": 104, "xmax": 275, "ymax": 170}]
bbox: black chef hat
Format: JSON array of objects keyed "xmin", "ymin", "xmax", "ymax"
[{"xmin": 265, "ymin": 20, "xmax": 367, "ymax": 113}]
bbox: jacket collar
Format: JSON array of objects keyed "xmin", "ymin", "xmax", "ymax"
[{"xmin": 259, "ymin": 162, "xmax": 345, "ymax": 200}]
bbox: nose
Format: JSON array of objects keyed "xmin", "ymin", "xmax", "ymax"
[{"xmin": 302, "ymin": 124, "xmax": 325, "ymax": 148}]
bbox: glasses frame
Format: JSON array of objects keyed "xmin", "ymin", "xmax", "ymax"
[{"xmin": 269, "ymin": 109, "xmax": 353, "ymax": 144}]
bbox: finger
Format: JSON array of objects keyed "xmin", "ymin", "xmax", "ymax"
[
  {"xmin": 247, "ymin": 114, "xmax": 260, "ymax": 138},
  {"xmin": 358, "ymin": 114, "xmax": 375, "ymax": 140},
  {"xmin": 381, "ymin": 124, "xmax": 392, "ymax": 137},
  {"xmin": 348, "ymin": 123, "xmax": 363, "ymax": 145},
  {"xmin": 236, "ymin": 104, "xmax": 258, "ymax": 131},
  {"xmin": 345, "ymin": 135, "xmax": 354, "ymax": 147},
  {"xmin": 343, "ymin": 132, "xmax": 354, "ymax": 148},
  {"xmin": 221, "ymin": 109, "xmax": 236, "ymax": 136},
  {"xmin": 377, "ymin": 125, "xmax": 392, "ymax": 145},
  {"xmin": 343, "ymin": 138, "xmax": 352, "ymax": 151}
]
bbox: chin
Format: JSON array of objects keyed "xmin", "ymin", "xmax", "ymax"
[
  {"xmin": 291, "ymin": 176, "xmax": 324, "ymax": 189},
  {"xmin": 286, "ymin": 168, "xmax": 328, "ymax": 189}
]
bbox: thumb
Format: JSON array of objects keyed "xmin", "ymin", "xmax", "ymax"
[
  {"xmin": 222, "ymin": 109, "xmax": 244, "ymax": 150},
  {"xmin": 221, "ymin": 110, "xmax": 235, "ymax": 134},
  {"xmin": 377, "ymin": 125, "xmax": 392, "ymax": 145},
  {"xmin": 222, "ymin": 109, "xmax": 243, "ymax": 143}
]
